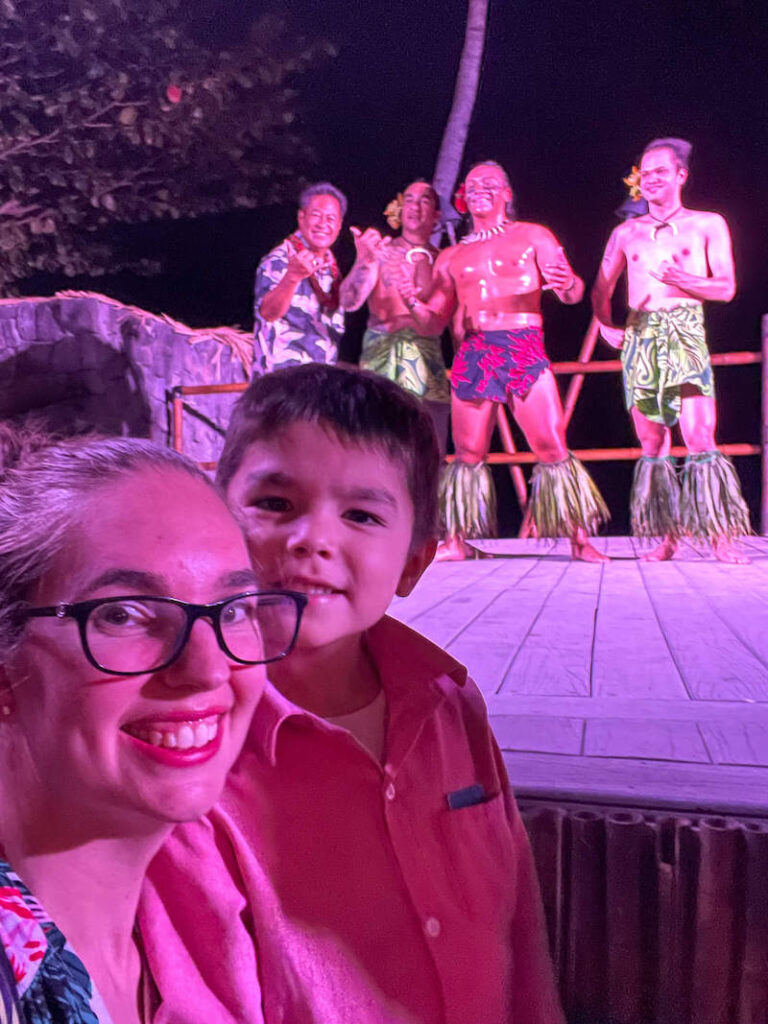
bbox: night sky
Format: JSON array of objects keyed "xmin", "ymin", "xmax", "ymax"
[{"xmin": 32, "ymin": 0, "xmax": 768, "ymax": 531}]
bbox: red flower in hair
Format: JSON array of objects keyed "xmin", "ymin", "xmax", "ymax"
[{"xmin": 453, "ymin": 183, "xmax": 468, "ymax": 215}]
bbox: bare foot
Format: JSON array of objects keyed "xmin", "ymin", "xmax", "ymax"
[
  {"xmin": 712, "ymin": 537, "xmax": 751, "ymax": 564},
  {"xmin": 435, "ymin": 535, "xmax": 473, "ymax": 562},
  {"xmin": 570, "ymin": 538, "xmax": 609, "ymax": 562},
  {"xmin": 436, "ymin": 535, "xmax": 495, "ymax": 561},
  {"xmin": 641, "ymin": 538, "xmax": 678, "ymax": 562}
]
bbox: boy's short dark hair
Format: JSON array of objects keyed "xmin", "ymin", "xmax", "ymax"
[{"xmin": 217, "ymin": 364, "xmax": 440, "ymax": 549}]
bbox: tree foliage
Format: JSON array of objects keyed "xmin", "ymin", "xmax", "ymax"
[{"xmin": 0, "ymin": 0, "xmax": 334, "ymax": 288}]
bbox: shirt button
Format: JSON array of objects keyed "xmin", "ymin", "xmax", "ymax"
[
  {"xmin": 425, "ymin": 917, "xmax": 441, "ymax": 938},
  {"xmin": 385, "ymin": 782, "xmax": 396, "ymax": 801}
]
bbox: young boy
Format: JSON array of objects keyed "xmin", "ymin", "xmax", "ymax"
[{"xmin": 142, "ymin": 365, "xmax": 563, "ymax": 1024}]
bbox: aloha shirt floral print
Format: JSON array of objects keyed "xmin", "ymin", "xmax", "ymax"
[{"xmin": 252, "ymin": 233, "xmax": 344, "ymax": 375}]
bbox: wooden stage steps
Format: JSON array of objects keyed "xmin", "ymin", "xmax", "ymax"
[{"xmin": 389, "ymin": 535, "xmax": 768, "ymax": 815}]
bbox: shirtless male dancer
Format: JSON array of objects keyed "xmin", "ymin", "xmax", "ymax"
[
  {"xmin": 592, "ymin": 137, "xmax": 750, "ymax": 562},
  {"xmin": 403, "ymin": 161, "xmax": 608, "ymax": 561},
  {"xmin": 340, "ymin": 181, "xmax": 451, "ymax": 454}
]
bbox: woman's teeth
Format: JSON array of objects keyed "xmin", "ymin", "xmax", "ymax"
[{"xmin": 126, "ymin": 716, "xmax": 220, "ymax": 750}]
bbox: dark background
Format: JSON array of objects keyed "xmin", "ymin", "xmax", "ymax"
[{"xmin": 23, "ymin": 0, "xmax": 768, "ymax": 533}]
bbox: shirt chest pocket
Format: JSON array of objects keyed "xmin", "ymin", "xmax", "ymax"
[{"xmin": 439, "ymin": 791, "xmax": 519, "ymax": 920}]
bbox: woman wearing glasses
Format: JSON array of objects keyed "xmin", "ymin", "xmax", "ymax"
[{"xmin": 0, "ymin": 427, "xmax": 304, "ymax": 1023}]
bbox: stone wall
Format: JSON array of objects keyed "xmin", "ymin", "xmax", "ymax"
[{"xmin": 0, "ymin": 292, "xmax": 250, "ymax": 464}]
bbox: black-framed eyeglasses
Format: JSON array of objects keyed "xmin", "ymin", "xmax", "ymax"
[{"xmin": 15, "ymin": 591, "xmax": 307, "ymax": 676}]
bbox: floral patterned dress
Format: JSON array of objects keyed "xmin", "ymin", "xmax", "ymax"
[{"xmin": 0, "ymin": 856, "xmax": 101, "ymax": 1023}]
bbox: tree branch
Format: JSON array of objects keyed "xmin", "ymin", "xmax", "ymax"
[
  {"xmin": 432, "ymin": 0, "xmax": 489, "ymax": 203},
  {"xmin": 0, "ymin": 101, "xmax": 148, "ymax": 161}
]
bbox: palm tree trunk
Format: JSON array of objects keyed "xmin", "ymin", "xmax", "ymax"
[{"xmin": 432, "ymin": 0, "xmax": 489, "ymax": 242}]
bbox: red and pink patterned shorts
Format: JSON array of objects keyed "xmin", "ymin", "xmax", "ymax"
[{"xmin": 451, "ymin": 328, "xmax": 550, "ymax": 402}]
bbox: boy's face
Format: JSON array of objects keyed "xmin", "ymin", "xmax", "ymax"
[{"xmin": 225, "ymin": 421, "xmax": 435, "ymax": 655}]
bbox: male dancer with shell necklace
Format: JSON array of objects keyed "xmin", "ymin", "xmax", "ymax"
[
  {"xmin": 592, "ymin": 137, "xmax": 750, "ymax": 562},
  {"xmin": 340, "ymin": 180, "xmax": 451, "ymax": 454},
  {"xmin": 402, "ymin": 160, "xmax": 608, "ymax": 561}
]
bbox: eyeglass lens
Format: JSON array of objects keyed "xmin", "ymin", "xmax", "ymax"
[{"xmin": 85, "ymin": 594, "xmax": 298, "ymax": 673}]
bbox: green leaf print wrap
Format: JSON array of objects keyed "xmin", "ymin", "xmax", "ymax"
[
  {"xmin": 360, "ymin": 327, "xmax": 450, "ymax": 403},
  {"xmin": 621, "ymin": 304, "xmax": 713, "ymax": 426}
]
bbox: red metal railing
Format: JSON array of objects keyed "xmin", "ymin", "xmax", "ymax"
[{"xmin": 169, "ymin": 315, "xmax": 768, "ymax": 531}]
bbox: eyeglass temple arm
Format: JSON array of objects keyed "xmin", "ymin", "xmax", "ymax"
[{"xmin": 18, "ymin": 604, "xmax": 70, "ymax": 619}]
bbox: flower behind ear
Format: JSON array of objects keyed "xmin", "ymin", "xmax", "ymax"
[
  {"xmin": 453, "ymin": 183, "xmax": 468, "ymax": 215},
  {"xmin": 383, "ymin": 193, "xmax": 403, "ymax": 229},
  {"xmin": 623, "ymin": 166, "xmax": 642, "ymax": 200}
]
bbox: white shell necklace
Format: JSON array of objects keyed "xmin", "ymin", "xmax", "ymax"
[
  {"xmin": 649, "ymin": 206, "xmax": 683, "ymax": 242},
  {"xmin": 460, "ymin": 219, "xmax": 511, "ymax": 245}
]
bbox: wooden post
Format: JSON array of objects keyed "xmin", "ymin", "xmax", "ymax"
[
  {"xmin": 495, "ymin": 406, "xmax": 528, "ymax": 512},
  {"xmin": 521, "ymin": 805, "xmax": 566, "ymax": 983},
  {"xmin": 691, "ymin": 817, "xmax": 740, "ymax": 1024},
  {"xmin": 516, "ymin": 317, "xmax": 599, "ymax": 536},
  {"xmin": 563, "ymin": 317, "xmax": 600, "ymax": 427},
  {"xmin": 606, "ymin": 811, "xmax": 653, "ymax": 1024},
  {"xmin": 737, "ymin": 822, "xmax": 768, "ymax": 1024},
  {"xmin": 761, "ymin": 315, "xmax": 768, "ymax": 534},
  {"xmin": 564, "ymin": 810, "xmax": 607, "ymax": 1021},
  {"xmin": 171, "ymin": 389, "xmax": 184, "ymax": 453},
  {"xmin": 656, "ymin": 815, "xmax": 696, "ymax": 1024}
]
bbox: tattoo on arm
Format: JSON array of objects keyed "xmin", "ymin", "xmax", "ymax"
[{"xmin": 340, "ymin": 262, "xmax": 378, "ymax": 311}]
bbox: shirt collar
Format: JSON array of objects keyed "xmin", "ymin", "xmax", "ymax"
[
  {"xmin": 248, "ymin": 680, "xmax": 306, "ymax": 766},
  {"xmin": 366, "ymin": 616, "xmax": 469, "ymax": 771},
  {"xmin": 247, "ymin": 616, "xmax": 469, "ymax": 770}
]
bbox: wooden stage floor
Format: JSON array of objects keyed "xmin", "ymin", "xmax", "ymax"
[{"xmin": 389, "ymin": 535, "xmax": 768, "ymax": 815}]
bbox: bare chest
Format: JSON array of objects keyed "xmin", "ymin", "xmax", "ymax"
[
  {"xmin": 624, "ymin": 221, "xmax": 708, "ymax": 279},
  {"xmin": 377, "ymin": 243, "xmax": 435, "ymax": 293},
  {"xmin": 450, "ymin": 236, "xmax": 540, "ymax": 297}
]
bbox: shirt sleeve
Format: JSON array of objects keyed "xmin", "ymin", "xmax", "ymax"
[{"xmin": 253, "ymin": 245, "xmax": 289, "ymax": 318}]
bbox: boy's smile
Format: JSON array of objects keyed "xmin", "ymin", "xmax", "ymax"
[{"xmin": 226, "ymin": 421, "xmax": 432, "ymax": 657}]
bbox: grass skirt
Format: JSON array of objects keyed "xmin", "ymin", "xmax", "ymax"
[
  {"xmin": 439, "ymin": 460, "xmax": 497, "ymax": 539},
  {"xmin": 630, "ymin": 456, "xmax": 681, "ymax": 539},
  {"xmin": 529, "ymin": 454, "xmax": 609, "ymax": 538},
  {"xmin": 680, "ymin": 451, "xmax": 751, "ymax": 540}
]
